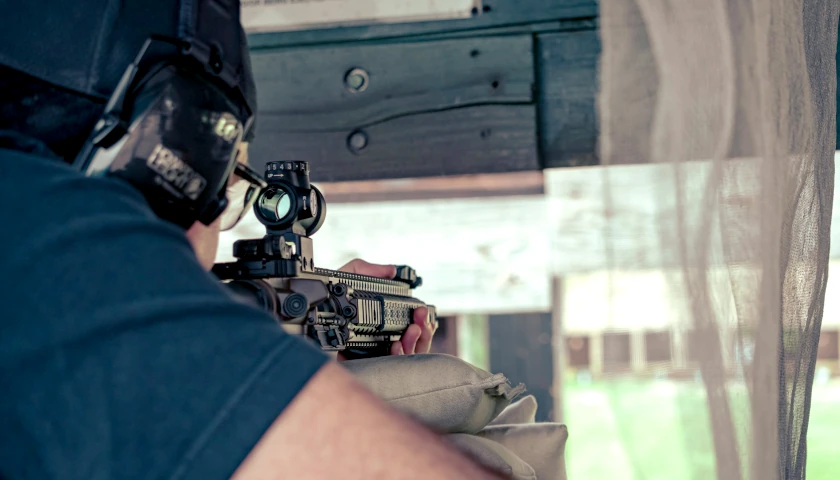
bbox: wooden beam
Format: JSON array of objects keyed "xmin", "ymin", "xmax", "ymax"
[
  {"xmin": 538, "ymin": 30, "xmax": 601, "ymax": 168},
  {"xmin": 246, "ymin": 13, "xmax": 607, "ymax": 179},
  {"xmin": 251, "ymin": 104, "xmax": 540, "ymax": 182},
  {"xmin": 368, "ymin": 18, "xmax": 599, "ymax": 44},
  {"xmin": 241, "ymin": 0, "xmax": 479, "ymax": 35},
  {"xmin": 489, "ymin": 312, "xmax": 556, "ymax": 422},
  {"xmin": 316, "ymin": 170, "xmax": 544, "ymax": 203},
  {"xmin": 248, "ymin": 34, "xmax": 541, "ymax": 182},
  {"xmin": 251, "ymin": 35, "xmax": 535, "ymax": 131},
  {"xmin": 551, "ymin": 276, "xmax": 566, "ymax": 423},
  {"xmin": 246, "ymin": 0, "xmax": 598, "ymax": 49}
]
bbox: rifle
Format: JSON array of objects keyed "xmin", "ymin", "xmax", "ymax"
[{"xmin": 212, "ymin": 160, "xmax": 437, "ymax": 359}]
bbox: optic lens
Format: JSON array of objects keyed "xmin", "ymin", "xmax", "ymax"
[{"xmin": 256, "ymin": 187, "xmax": 293, "ymax": 224}]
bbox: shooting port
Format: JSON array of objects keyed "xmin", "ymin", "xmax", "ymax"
[{"xmin": 215, "ymin": 2, "xmax": 840, "ymax": 479}]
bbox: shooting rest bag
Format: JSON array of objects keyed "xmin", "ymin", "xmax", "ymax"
[
  {"xmin": 476, "ymin": 423, "xmax": 569, "ymax": 480},
  {"xmin": 343, "ymin": 353, "xmax": 525, "ymax": 434},
  {"xmin": 445, "ymin": 433, "xmax": 537, "ymax": 480},
  {"xmin": 344, "ymin": 354, "xmax": 569, "ymax": 479},
  {"xmin": 489, "ymin": 395, "xmax": 539, "ymax": 426}
]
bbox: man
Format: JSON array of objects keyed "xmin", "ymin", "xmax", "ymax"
[{"xmin": 0, "ymin": 1, "xmax": 502, "ymax": 479}]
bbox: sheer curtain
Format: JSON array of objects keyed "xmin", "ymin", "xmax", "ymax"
[{"xmin": 597, "ymin": 0, "xmax": 839, "ymax": 478}]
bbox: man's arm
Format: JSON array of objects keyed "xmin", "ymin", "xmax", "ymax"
[
  {"xmin": 0, "ymin": 152, "xmax": 499, "ymax": 479},
  {"xmin": 233, "ymin": 362, "xmax": 505, "ymax": 480}
]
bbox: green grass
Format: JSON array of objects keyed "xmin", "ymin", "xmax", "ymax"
[
  {"xmin": 564, "ymin": 378, "xmax": 840, "ymax": 479},
  {"xmin": 803, "ymin": 381, "xmax": 840, "ymax": 480}
]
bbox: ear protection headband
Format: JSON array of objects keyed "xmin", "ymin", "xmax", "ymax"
[{"xmin": 73, "ymin": 1, "xmax": 255, "ymax": 230}]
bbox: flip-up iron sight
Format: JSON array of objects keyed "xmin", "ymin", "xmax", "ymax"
[{"xmin": 212, "ymin": 161, "xmax": 436, "ymax": 359}]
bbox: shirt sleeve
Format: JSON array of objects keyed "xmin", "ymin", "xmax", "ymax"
[{"xmin": 0, "ymin": 149, "xmax": 329, "ymax": 480}]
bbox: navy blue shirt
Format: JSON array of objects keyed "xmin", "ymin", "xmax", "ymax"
[{"xmin": 0, "ymin": 143, "xmax": 328, "ymax": 479}]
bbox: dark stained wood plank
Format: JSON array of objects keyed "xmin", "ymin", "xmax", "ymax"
[
  {"xmin": 251, "ymin": 35, "xmax": 534, "ymax": 131},
  {"xmin": 246, "ymin": 0, "xmax": 598, "ymax": 49},
  {"xmin": 538, "ymin": 30, "xmax": 601, "ymax": 168},
  {"xmin": 550, "ymin": 276, "xmax": 566, "ymax": 423},
  {"xmin": 489, "ymin": 313, "xmax": 556, "ymax": 422},
  {"xmin": 250, "ymin": 104, "xmax": 539, "ymax": 182},
  {"xmin": 366, "ymin": 17, "xmax": 598, "ymax": 44}
]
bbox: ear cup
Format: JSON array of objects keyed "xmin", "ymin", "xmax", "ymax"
[{"xmin": 76, "ymin": 65, "xmax": 248, "ymax": 229}]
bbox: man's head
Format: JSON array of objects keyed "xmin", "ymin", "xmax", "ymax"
[{"xmin": 1, "ymin": 0, "xmax": 259, "ymax": 235}]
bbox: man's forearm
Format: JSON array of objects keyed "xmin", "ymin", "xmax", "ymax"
[{"xmin": 232, "ymin": 362, "xmax": 506, "ymax": 480}]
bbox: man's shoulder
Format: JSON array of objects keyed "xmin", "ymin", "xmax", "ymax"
[
  {"xmin": 0, "ymin": 145, "xmax": 74, "ymax": 187},
  {"xmin": 0, "ymin": 145, "xmax": 162, "ymax": 241},
  {"xmin": 0, "ymin": 145, "xmax": 329, "ymax": 480}
]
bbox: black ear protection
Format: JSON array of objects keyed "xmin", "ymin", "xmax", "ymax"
[{"xmin": 73, "ymin": 4, "xmax": 255, "ymax": 230}]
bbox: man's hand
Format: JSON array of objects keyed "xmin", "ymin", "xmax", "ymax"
[{"xmin": 337, "ymin": 258, "xmax": 436, "ymax": 358}]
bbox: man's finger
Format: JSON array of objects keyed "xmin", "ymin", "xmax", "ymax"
[
  {"xmin": 400, "ymin": 324, "xmax": 422, "ymax": 355},
  {"xmin": 338, "ymin": 258, "xmax": 397, "ymax": 279},
  {"xmin": 412, "ymin": 307, "xmax": 435, "ymax": 354},
  {"xmin": 390, "ymin": 339, "xmax": 405, "ymax": 356}
]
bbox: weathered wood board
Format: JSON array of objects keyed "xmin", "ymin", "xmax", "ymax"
[
  {"xmin": 243, "ymin": 3, "xmax": 608, "ymax": 179},
  {"xmin": 489, "ymin": 313, "xmax": 556, "ymax": 421},
  {"xmin": 538, "ymin": 30, "xmax": 601, "ymax": 168},
  {"xmin": 241, "ymin": 0, "xmax": 479, "ymax": 34},
  {"xmin": 251, "ymin": 35, "xmax": 534, "ymax": 131},
  {"xmin": 245, "ymin": 7, "xmax": 840, "ymax": 177},
  {"xmin": 246, "ymin": 0, "xmax": 598, "ymax": 49},
  {"xmin": 251, "ymin": 105, "xmax": 539, "ymax": 182},
  {"xmin": 248, "ymin": 34, "xmax": 540, "ymax": 182}
]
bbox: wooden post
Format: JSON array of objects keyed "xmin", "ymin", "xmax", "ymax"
[
  {"xmin": 551, "ymin": 276, "xmax": 566, "ymax": 423},
  {"xmin": 591, "ymin": 331, "xmax": 604, "ymax": 378},
  {"xmin": 631, "ymin": 330, "xmax": 646, "ymax": 374},
  {"xmin": 489, "ymin": 312, "xmax": 555, "ymax": 422},
  {"xmin": 673, "ymin": 328, "xmax": 688, "ymax": 370}
]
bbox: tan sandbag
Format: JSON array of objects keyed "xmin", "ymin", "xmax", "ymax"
[
  {"xmin": 447, "ymin": 433, "xmax": 537, "ymax": 480},
  {"xmin": 489, "ymin": 394, "xmax": 538, "ymax": 426},
  {"xmin": 477, "ymin": 423, "xmax": 569, "ymax": 480},
  {"xmin": 343, "ymin": 353, "xmax": 525, "ymax": 434}
]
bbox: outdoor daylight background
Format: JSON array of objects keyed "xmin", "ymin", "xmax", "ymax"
[{"xmin": 218, "ymin": 153, "xmax": 840, "ymax": 479}]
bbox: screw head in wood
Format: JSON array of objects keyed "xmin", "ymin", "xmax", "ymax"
[
  {"xmin": 347, "ymin": 130, "xmax": 369, "ymax": 153},
  {"xmin": 344, "ymin": 68, "xmax": 369, "ymax": 93}
]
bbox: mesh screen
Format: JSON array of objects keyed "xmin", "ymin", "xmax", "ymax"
[{"xmin": 597, "ymin": 0, "xmax": 839, "ymax": 478}]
